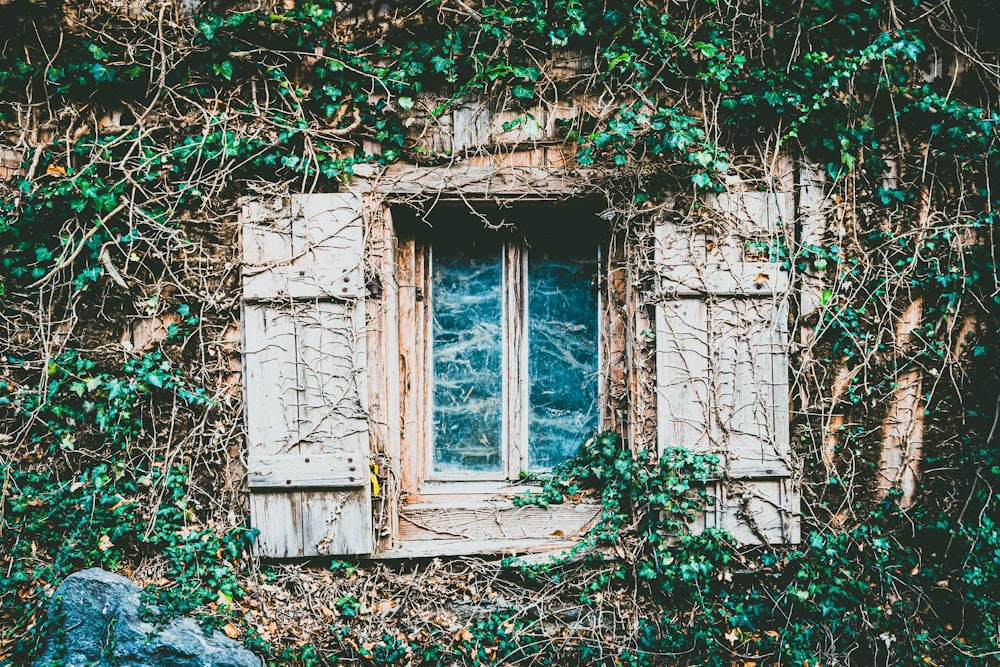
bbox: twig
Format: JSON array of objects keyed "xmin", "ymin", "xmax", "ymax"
[{"xmin": 27, "ymin": 200, "xmax": 128, "ymax": 289}]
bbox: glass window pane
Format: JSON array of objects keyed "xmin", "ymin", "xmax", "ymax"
[
  {"xmin": 527, "ymin": 239, "xmax": 599, "ymax": 470},
  {"xmin": 432, "ymin": 235, "xmax": 504, "ymax": 474}
]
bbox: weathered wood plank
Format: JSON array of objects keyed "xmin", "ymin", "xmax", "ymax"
[
  {"xmin": 712, "ymin": 298, "xmax": 790, "ymax": 476},
  {"xmin": 0, "ymin": 146, "xmax": 22, "ymax": 180},
  {"xmin": 628, "ymin": 230, "xmax": 658, "ymax": 452},
  {"xmin": 505, "ymin": 243, "xmax": 528, "ymax": 477},
  {"xmin": 244, "ymin": 266, "xmax": 362, "ymax": 301},
  {"xmin": 303, "ymin": 490, "xmax": 373, "ymax": 556},
  {"xmin": 602, "ymin": 233, "xmax": 629, "ymax": 437},
  {"xmin": 248, "ymin": 453, "xmax": 367, "ymax": 489},
  {"xmin": 250, "ymin": 489, "xmax": 374, "ymax": 558},
  {"xmin": 452, "ymin": 99, "xmax": 493, "ymax": 153},
  {"xmin": 367, "ymin": 206, "xmax": 402, "ymax": 550},
  {"xmin": 241, "ymin": 193, "xmax": 364, "ymax": 302},
  {"xmin": 295, "ymin": 193, "xmax": 365, "ymax": 267},
  {"xmin": 708, "ymin": 191, "xmax": 793, "ymax": 235},
  {"xmin": 655, "ymin": 299, "xmax": 711, "ymax": 455},
  {"xmin": 878, "ymin": 298, "xmax": 925, "ymax": 508},
  {"xmin": 296, "ymin": 301, "xmax": 368, "ymax": 448},
  {"xmin": 659, "ymin": 262, "xmax": 790, "ymax": 296},
  {"xmin": 693, "ymin": 479, "xmax": 800, "ymax": 545},
  {"xmin": 399, "ymin": 500, "xmax": 600, "ymax": 542},
  {"xmin": 374, "ymin": 538, "xmax": 580, "ymax": 560},
  {"xmin": 243, "ymin": 304, "xmax": 300, "ymax": 458},
  {"xmin": 249, "ymin": 491, "xmax": 304, "ymax": 559},
  {"xmin": 768, "ymin": 300, "xmax": 792, "ymax": 462},
  {"xmin": 706, "ymin": 191, "xmax": 794, "ymax": 274},
  {"xmin": 376, "ymin": 165, "xmax": 596, "ymax": 197},
  {"xmin": 398, "ymin": 232, "xmax": 424, "ymax": 496},
  {"xmin": 654, "ymin": 190, "xmax": 797, "ymax": 544},
  {"xmin": 797, "ymin": 161, "xmax": 829, "ymax": 320},
  {"xmin": 241, "ymin": 198, "xmax": 293, "ymax": 266},
  {"xmin": 245, "ymin": 301, "xmax": 373, "ymax": 556}
]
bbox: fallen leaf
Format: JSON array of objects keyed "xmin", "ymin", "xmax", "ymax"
[
  {"xmin": 221, "ymin": 623, "xmax": 239, "ymax": 639},
  {"xmin": 216, "ymin": 589, "xmax": 233, "ymax": 608}
]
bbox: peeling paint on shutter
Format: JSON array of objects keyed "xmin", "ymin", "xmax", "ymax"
[
  {"xmin": 241, "ymin": 193, "xmax": 372, "ymax": 557},
  {"xmin": 655, "ymin": 191, "xmax": 799, "ymax": 545}
]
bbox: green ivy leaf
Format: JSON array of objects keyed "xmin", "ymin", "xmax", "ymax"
[
  {"xmin": 511, "ymin": 85, "xmax": 535, "ymax": 99},
  {"xmin": 213, "ymin": 61, "xmax": 234, "ymax": 81}
]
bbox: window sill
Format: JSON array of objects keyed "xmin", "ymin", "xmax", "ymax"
[
  {"xmin": 413, "ymin": 479, "xmax": 547, "ymax": 497},
  {"xmin": 372, "ymin": 537, "xmax": 580, "ymax": 560},
  {"xmin": 390, "ymin": 497, "xmax": 601, "ymax": 555}
]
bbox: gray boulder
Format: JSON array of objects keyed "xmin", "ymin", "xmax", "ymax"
[{"xmin": 32, "ymin": 568, "xmax": 262, "ymax": 667}]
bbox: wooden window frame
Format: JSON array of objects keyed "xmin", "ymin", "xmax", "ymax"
[
  {"xmin": 366, "ymin": 167, "xmax": 618, "ymax": 558},
  {"xmin": 397, "ymin": 213, "xmax": 605, "ymax": 495},
  {"xmin": 385, "ymin": 218, "xmax": 615, "ymax": 557}
]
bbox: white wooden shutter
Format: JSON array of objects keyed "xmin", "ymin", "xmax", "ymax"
[
  {"xmin": 241, "ymin": 193, "xmax": 372, "ymax": 557},
  {"xmin": 655, "ymin": 191, "xmax": 799, "ymax": 544}
]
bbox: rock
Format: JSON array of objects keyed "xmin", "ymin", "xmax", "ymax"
[{"xmin": 32, "ymin": 568, "xmax": 262, "ymax": 667}]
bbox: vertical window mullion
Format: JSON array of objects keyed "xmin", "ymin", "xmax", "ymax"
[
  {"xmin": 519, "ymin": 242, "xmax": 530, "ymax": 474},
  {"xmin": 424, "ymin": 241, "xmax": 434, "ymax": 483},
  {"xmin": 596, "ymin": 238, "xmax": 604, "ymax": 435},
  {"xmin": 503, "ymin": 240, "xmax": 529, "ymax": 479}
]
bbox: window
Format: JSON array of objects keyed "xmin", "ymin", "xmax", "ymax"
[
  {"xmin": 396, "ymin": 206, "xmax": 603, "ymax": 487},
  {"xmin": 239, "ymin": 171, "xmax": 800, "ymax": 558}
]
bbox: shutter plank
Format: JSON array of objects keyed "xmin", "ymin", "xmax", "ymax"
[
  {"xmin": 712, "ymin": 298, "xmax": 792, "ymax": 478},
  {"xmin": 244, "ymin": 305, "xmax": 299, "ymax": 457},
  {"xmin": 242, "ymin": 194, "xmax": 364, "ymax": 302},
  {"xmin": 655, "ymin": 300, "xmax": 711, "ymax": 455},
  {"xmin": 250, "ymin": 492, "xmax": 304, "ymax": 559},
  {"xmin": 242, "ymin": 199, "xmax": 293, "ymax": 266},
  {"xmin": 302, "ymin": 490, "xmax": 373, "ymax": 556},
  {"xmin": 293, "ymin": 193, "xmax": 364, "ymax": 290},
  {"xmin": 296, "ymin": 301, "xmax": 368, "ymax": 450},
  {"xmin": 248, "ymin": 453, "xmax": 367, "ymax": 489},
  {"xmin": 660, "ymin": 262, "xmax": 790, "ymax": 296},
  {"xmin": 698, "ymin": 479, "xmax": 799, "ymax": 544},
  {"xmin": 244, "ymin": 266, "xmax": 361, "ymax": 301},
  {"xmin": 296, "ymin": 299, "xmax": 372, "ymax": 556},
  {"xmin": 709, "ymin": 191, "xmax": 793, "ymax": 268}
]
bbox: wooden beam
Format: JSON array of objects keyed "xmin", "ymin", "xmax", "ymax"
[
  {"xmin": 373, "ymin": 165, "xmax": 597, "ymax": 198},
  {"xmin": 243, "ymin": 265, "xmax": 362, "ymax": 301},
  {"xmin": 248, "ymin": 453, "xmax": 367, "ymax": 490},
  {"xmin": 374, "ymin": 538, "xmax": 581, "ymax": 560},
  {"xmin": 398, "ymin": 500, "xmax": 601, "ymax": 542},
  {"xmin": 367, "ymin": 205, "xmax": 402, "ymax": 551}
]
